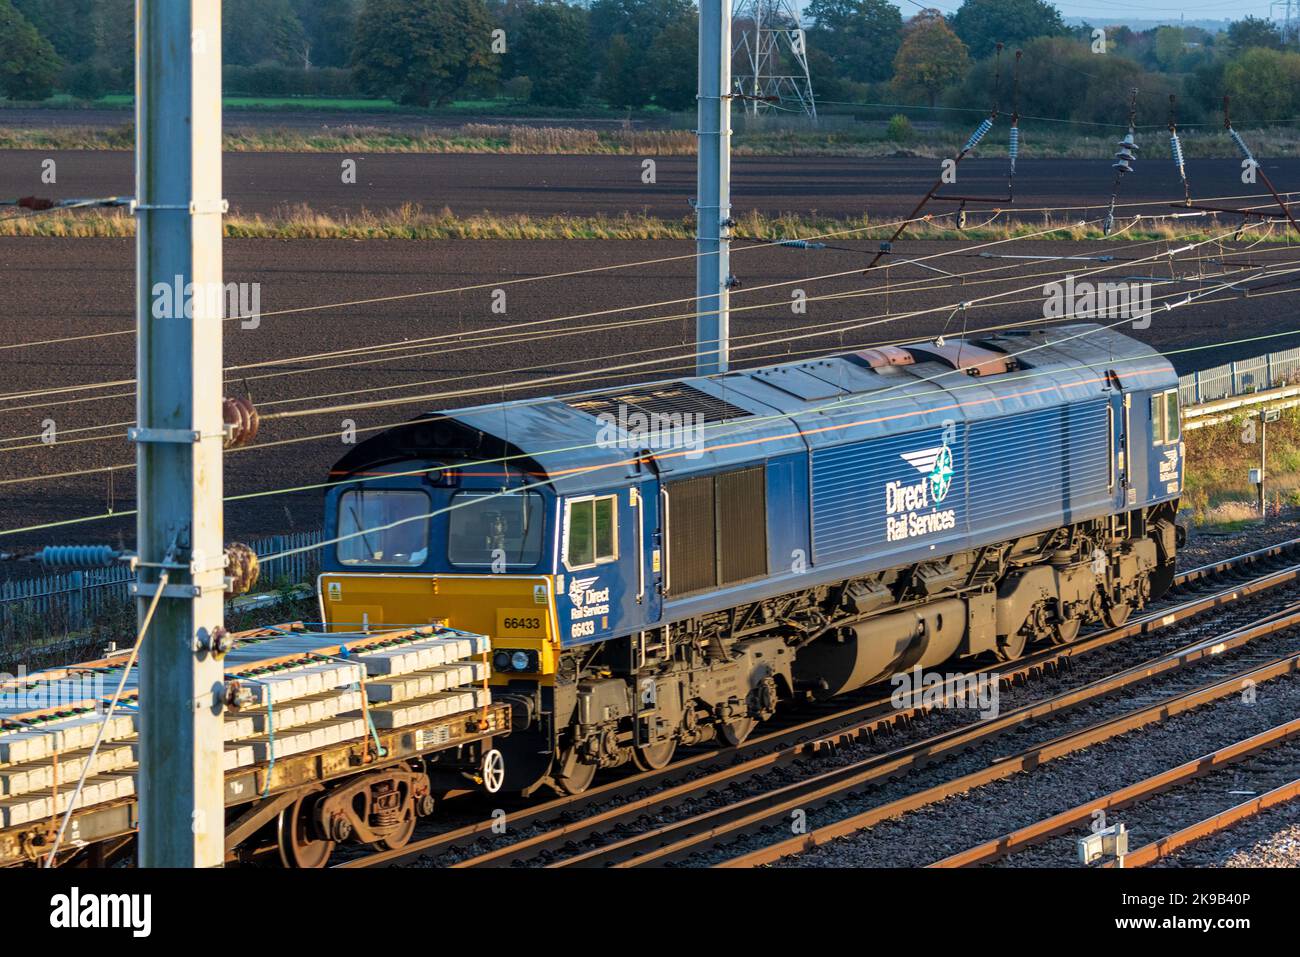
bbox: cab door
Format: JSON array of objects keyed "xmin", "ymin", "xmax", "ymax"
[
  {"xmin": 1110, "ymin": 388, "xmax": 1137, "ymax": 509},
  {"xmin": 632, "ymin": 478, "xmax": 662, "ymax": 626}
]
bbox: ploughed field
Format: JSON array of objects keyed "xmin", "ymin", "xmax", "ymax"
[
  {"xmin": 2, "ymin": 150, "xmax": 1296, "ymax": 221},
  {"xmin": 0, "ymin": 235, "xmax": 1294, "ymax": 547}
]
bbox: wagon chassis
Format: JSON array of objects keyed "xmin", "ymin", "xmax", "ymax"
[{"xmin": 2, "ymin": 702, "xmax": 510, "ymax": 868}]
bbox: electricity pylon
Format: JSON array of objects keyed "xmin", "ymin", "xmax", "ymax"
[{"xmin": 732, "ymin": 0, "xmax": 816, "ymax": 118}]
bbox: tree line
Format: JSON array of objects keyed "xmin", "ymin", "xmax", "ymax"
[{"xmin": 3, "ymin": 0, "xmax": 1300, "ymax": 125}]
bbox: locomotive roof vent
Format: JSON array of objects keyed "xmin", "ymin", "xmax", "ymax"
[
  {"xmin": 568, "ymin": 381, "xmax": 753, "ymax": 424},
  {"xmin": 904, "ymin": 340, "xmax": 1015, "ymax": 378}
]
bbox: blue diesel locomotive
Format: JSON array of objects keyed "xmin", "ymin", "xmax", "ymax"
[{"xmin": 317, "ymin": 323, "xmax": 1183, "ymax": 794}]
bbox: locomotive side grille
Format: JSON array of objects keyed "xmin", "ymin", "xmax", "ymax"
[
  {"xmin": 568, "ymin": 382, "xmax": 751, "ymax": 425},
  {"xmin": 666, "ymin": 466, "xmax": 768, "ymax": 596},
  {"xmin": 666, "ymin": 475, "xmax": 717, "ymax": 596},
  {"xmin": 717, "ymin": 466, "xmax": 768, "ymax": 585}
]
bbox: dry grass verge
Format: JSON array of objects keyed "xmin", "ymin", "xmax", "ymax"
[{"xmin": 1, "ymin": 202, "xmax": 1287, "ymax": 243}]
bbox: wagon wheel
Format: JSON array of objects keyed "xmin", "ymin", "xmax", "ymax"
[
  {"xmin": 632, "ymin": 738, "xmax": 677, "ymax": 772},
  {"xmin": 719, "ymin": 716, "xmax": 757, "ymax": 747},
  {"xmin": 277, "ymin": 796, "xmax": 335, "ymax": 869}
]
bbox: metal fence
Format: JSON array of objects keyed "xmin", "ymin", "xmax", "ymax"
[
  {"xmin": 0, "ymin": 529, "xmax": 322, "ymax": 637},
  {"xmin": 1179, "ymin": 347, "xmax": 1300, "ymax": 407}
]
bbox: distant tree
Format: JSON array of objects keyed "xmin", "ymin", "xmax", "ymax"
[
  {"xmin": 943, "ymin": 35, "xmax": 1144, "ymax": 127},
  {"xmin": 598, "ymin": 32, "xmax": 641, "ymax": 108},
  {"xmin": 353, "ymin": 0, "xmax": 497, "ymax": 107},
  {"xmin": 224, "ymin": 0, "xmax": 308, "ymax": 66},
  {"xmin": 949, "ymin": 0, "xmax": 1065, "ymax": 59},
  {"xmin": 511, "ymin": 1, "xmax": 591, "ymax": 107},
  {"xmin": 1226, "ymin": 16, "xmax": 1283, "ymax": 54},
  {"xmin": 12, "ymin": 0, "xmax": 95, "ymax": 63},
  {"xmin": 640, "ymin": 10, "xmax": 696, "ymax": 109},
  {"xmin": 1153, "ymin": 26, "xmax": 1186, "ymax": 69},
  {"xmin": 893, "ymin": 9, "xmax": 968, "ymax": 108},
  {"xmin": 805, "ymin": 0, "xmax": 903, "ymax": 84},
  {"xmin": 0, "ymin": 0, "xmax": 61, "ymax": 100},
  {"xmin": 1185, "ymin": 57, "xmax": 1227, "ymax": 110},
  {"xmin": 292, "ymin": 0, "xmax": 360, "ymax": 69},
  {"xmin": 1223, "ymin": 47, "xmax": 1300, "ymax": 123},
  {"xmin": 588, "ymin": 0, "xmax": 693, "ymax": 50}
]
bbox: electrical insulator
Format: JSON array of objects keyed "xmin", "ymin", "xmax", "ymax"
[
  {"xmin": 1103, "ymin": 210, "xmax": 1116, "ymax": 235},
  {"xmin": 1008, "ymin": 124, "xmax": 1020, "ymax": 174},
  {"xmin": 1169, "ymin": 132, "xmax": 1185, "ymax": 172},
  {"xmin": 1112, "ymin": 132, "xmax": 1139, "ymax": 174},
  {"xmin": 964, "ymin": 118, "xmax": 994, "ymax": 153},
  {"xmin": 222, "ymin": 396, "xmax": 260, "ymax": 449},
  {"xmin": 1228, "ymin": 127, "xmax": 1255, "ymax": 164},
  {"xmin": 35, "ymin": 544, "xmax": 120, "ymax": 568},
  {"xmin": 224, "ymin": 542, "xmax": 260, "ymax": 596}
]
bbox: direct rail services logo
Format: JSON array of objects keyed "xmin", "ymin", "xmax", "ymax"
[{"xmin": 886, "ymin": 443, "xmax": 958, "ymax": 542}]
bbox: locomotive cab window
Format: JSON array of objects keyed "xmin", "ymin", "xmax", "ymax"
[
  {"xmin": 337, "ymin": 489, "xmax": 430, "ymax": 566},
  {"xmin": 1151, "ymin": 389, "xmax": 1181, "ymax": 445},
  {"xmin": 565, "ymin": 495, "xmax": 618, "ymax": 569},
  {"xmin": 447, "ymin": 489, "xmax": 545, "ymax": 567}
]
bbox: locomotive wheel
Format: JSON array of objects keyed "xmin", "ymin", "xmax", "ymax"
[
  {"xmin": 555, "ymin": 757, "xmax": 598, "ymax": 795},
  {"xmin": 1050, "ymin": 618, "xmax": 1082, "ymax": 645},
  {"xmin": 277, "ymin": 796, "xmax": 335, "ymax": 869},
  {"xmin": 1103, "ymin": 600, "xmax": 1133, "ymax": 628},
  {"xmin": 994, "ymin": 629, "xmax": 1028, "ymax": 662},
  {"xmin": 720, "ymin": 717, "xmax": 757, "ymax": 747},
  {"xmin": 632, "ymin": 739, "xmax": 677, "ymax": 772}
]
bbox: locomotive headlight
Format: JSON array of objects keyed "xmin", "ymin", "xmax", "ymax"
[
  {"xmin": 510, "ymin": 650, "xmax": 530, "ymax": 672},
  {"xmin": 493, "ymin": 650, "xmax": 511, "ymax": 671}
]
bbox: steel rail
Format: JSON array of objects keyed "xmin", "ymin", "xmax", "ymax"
[
  {"xmin": 930, "ymin": 717, "xmax": 1300, "ymax": 868},
  {"xmin": 1108, "ymin": 775, "xmax": 1300, "ymax": 868},
  {"xmin": 714, "ymin": 628, "xmax": 1300, "ymax": 868},
  {"xmin": 342, "ymin": 540, "xmax": 1299, "ymax": 868}
]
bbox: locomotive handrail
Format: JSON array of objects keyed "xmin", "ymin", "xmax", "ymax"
[
  {"xmin": 634, "ymin": 488, "xmax": 645, "ymax": 605},
  {"xmin": 660, "ymin": 487, "xmax": 671, "ymax": 597}
]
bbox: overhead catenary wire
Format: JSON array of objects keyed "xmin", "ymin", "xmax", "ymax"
[
  {"xmin": 9, "ymin": 299, "xmax": 1300, "ymax": 544},
  {"xmin": 5, "ymin": 182, "xmax": 1294, "ymax": 365},
  {"xmin": 3, "ymin": 224, "xmax": 1289, "ymax": 487},
  {"xmin": 0, "ymin": 217, "xmax": 1282, "ymax": 518},
  {"xmin": 0, "ymin": 218, "xmax": 1284, "ymax": 466},
  {"xmin": 0, "ymin": 214, "xmax": 1165, "ymax": 445},
  {"xmin": 1, "ymin": 220, "xmax": 1183, "ymax": 449},
  {"xmin": 253, "ymin": 271, "xmax": 1300, "ymax": 569},
  {"xmin": 4, "ymin": 211, "xmax": 1281, "ymax": 441},
  {"xmin": 0, "ymin": 211, "xmax": 1120, "ymax": 411}
]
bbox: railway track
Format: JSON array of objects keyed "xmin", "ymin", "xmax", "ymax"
[
  {"xmin": 716, "ymin": 623, "xmax": 1300, "ymax": 867},
  {"xmin": 343, "ymin": 537, "xmax": 1300, "ymax": 869},
  {"xmin": 929, "ymin": 718, "xmax": 1300, "ymax": 868}
]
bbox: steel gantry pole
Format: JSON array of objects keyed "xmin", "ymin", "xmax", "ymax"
[
  {"xmin": 695, "ymin": 0, "xmax": 733, "ymax": 376},
  {"xmin": 135, "ymin": 0, "xmax": 227, "ymax": 867}
]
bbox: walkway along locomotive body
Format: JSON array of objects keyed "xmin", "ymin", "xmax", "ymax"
[{"xmin": 318, "ymin": 324, "xmax": 1183, "ymax": 794}]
